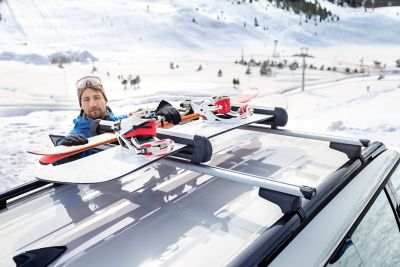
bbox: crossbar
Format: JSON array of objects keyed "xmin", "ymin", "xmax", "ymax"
[
  {"xmin": 240, "ymin": 124, "xmax": 370, "ymax": 147},
  {"xmin": 161, "ymin": 157, "xmax": 316, "ymax": 199}
]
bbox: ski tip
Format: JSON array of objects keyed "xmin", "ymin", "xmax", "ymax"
[{"xmin": 39, "ymin": 160, "xmax": 51, "ymax": 165}]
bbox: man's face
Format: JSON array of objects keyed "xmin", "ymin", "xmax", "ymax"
[{"xmin": 80, "ymin": 88, "xmax": 108, "ymax": 119}]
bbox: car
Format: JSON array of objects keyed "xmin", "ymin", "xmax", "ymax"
[{"xmin": 0, "ymin": 117, "xmax": 399, "ymax": 267}]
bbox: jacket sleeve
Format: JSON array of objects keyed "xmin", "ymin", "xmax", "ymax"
[
  {"xmin": 115, "ymin": 114, "xmax": 128, "ymax": 120},
  {"xmin": 66, "ymin": 116, "xmax": 93, "ymax": 138}
]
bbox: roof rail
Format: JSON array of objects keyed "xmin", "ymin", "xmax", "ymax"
[
  {"xmin": 240, "ymin": 124, "xmax": 370, "ymax": 159},
  {"xmin": 0, "ymin": 180, "xmax": 56, "ymax": 210}
]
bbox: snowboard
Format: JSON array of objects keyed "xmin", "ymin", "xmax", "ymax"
[{"xmin": 36, "ymin": 113, "xmax": 272, "ymax": 184}]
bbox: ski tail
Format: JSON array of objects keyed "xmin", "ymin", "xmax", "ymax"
[{"xmin": 231, "ymin": 87, "xmax": 259, "ymax": 103}]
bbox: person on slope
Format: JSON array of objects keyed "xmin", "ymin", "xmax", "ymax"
[{"xmin": 58, "ymin": 75, "xmax": 181, "ymax": 146}]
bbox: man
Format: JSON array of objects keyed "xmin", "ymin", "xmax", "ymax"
[{"xmin": 58, "ymin": 76, "xmax": 181, "ymax": 146}]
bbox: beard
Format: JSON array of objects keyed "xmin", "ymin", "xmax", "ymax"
[{"xmin": 86, "ymin": 108, "xmax": 107, "ymax": 120}]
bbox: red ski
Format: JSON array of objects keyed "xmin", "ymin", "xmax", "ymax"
[{"xmin": 30, "ymin": 92, "xmax": 258, "ymax": 165}]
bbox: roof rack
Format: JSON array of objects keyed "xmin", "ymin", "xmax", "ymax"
[{"xmin": 157, "ymin": 115, "xmax": 373, "ymax": 214}]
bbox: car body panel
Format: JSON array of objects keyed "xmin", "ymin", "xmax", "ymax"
[{"xmin": 269, "ymin": 149, "xmax": 400, "ymax": 266}]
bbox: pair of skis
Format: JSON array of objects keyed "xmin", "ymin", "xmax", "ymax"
[{"xmin": 29, "ymin": 90, "xmax": 258, "ymax": 165}]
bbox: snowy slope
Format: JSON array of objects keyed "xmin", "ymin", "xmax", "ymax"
[
  {"xmin": 0, "ymin": 0, "xmax": 400, "ymax": 191},
  {"xmin": 0, "ymin": 0, "xmax": 399, "ymax": 59}
]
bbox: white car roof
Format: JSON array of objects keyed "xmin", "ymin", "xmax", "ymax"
[{"xmin": 0, "ymin": 129, "xmax": 372, "ymax": 266}]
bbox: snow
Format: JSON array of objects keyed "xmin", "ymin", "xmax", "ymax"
[
  {"xmin": 0, "ymin": 0, "xmax": 400, "ymax": 192},
  {"xmin": 287, "ymin": 74, "xmax": 400, "ymax": 149}
]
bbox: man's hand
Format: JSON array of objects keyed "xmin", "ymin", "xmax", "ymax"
[
  {"xmin": 155, "ymin": 100, "xmax": 181, "ymax": 125},
  {"xmin": 90, "ymin": 119, "xmax": 114, "ymax": 136},
  {"xmin": 58, "ymin": 134, "xmax": 88, "ymax": 146}
]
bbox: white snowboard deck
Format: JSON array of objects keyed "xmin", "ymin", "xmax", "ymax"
[{"xmin": 37, "ymin": 114, "xmax": 272, "ymax": 184}]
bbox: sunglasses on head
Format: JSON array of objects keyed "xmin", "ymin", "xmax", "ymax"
[{"xmin": 76, "ymin": 76, "xmax": 103, "ymax": 90}]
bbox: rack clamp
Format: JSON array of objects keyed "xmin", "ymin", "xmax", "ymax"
[
  {"xmin": 157, "ymin": 134, "xmax": 213, "ymax": 164},
  {"xmin": 259, "ymin": 186, "xmax": 315, "ymax": 216},
  {"xmin": 231, "ymin": 104, "xmax": 288, "ymax": 128}
]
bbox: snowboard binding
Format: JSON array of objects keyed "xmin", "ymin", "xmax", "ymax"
[
  {"xmin": 187, "ymin": 96, "xmax": 254, "ymax": 123},
  {"xmin": 92, "ymin": 118, "xmax": 174, "ymax": 156}
]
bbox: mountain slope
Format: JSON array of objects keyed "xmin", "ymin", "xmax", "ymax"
[{"xmin": 0, "ymin": 0, "xmax": 399, "ymax": 59}]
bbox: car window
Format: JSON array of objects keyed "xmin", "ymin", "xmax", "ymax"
[
  {"xmin": 328, "ymin": 189, "xmax": 400, "ymax": 266},
  {"xmin": 389, "ymin": 164, "xmax": 400, "ymax": 195}
]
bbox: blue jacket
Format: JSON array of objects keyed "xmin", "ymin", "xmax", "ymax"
[{"xmin": 68, "ymin": 107, "xmax": 127, "ymax": 138}]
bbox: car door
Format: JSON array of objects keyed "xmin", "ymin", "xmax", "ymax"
[{"xmin": 327, "ymin": 163, "xmax": 400, "ymax": 266}]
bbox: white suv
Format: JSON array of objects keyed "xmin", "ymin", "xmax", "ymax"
[{"xmin": 0, "ymin": 123, "xmax": 399, "ymax": 266}]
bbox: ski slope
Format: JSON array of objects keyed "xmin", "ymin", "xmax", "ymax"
[
  {"xmin": 1, "ymin": 0, "xmax": 400, "ymax": 57},
  {"xmin": 0, "ymin": 0, "xmax": 399, "ymax": 191}
]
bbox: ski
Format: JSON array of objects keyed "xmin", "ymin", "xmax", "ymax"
[
  {"xmin": 29, "ymin": 93, "xmax": 256, "ymax": 165},
  {"xmin": 30, "ymin": 113, "xmax": 201, "ymax": 165}
]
